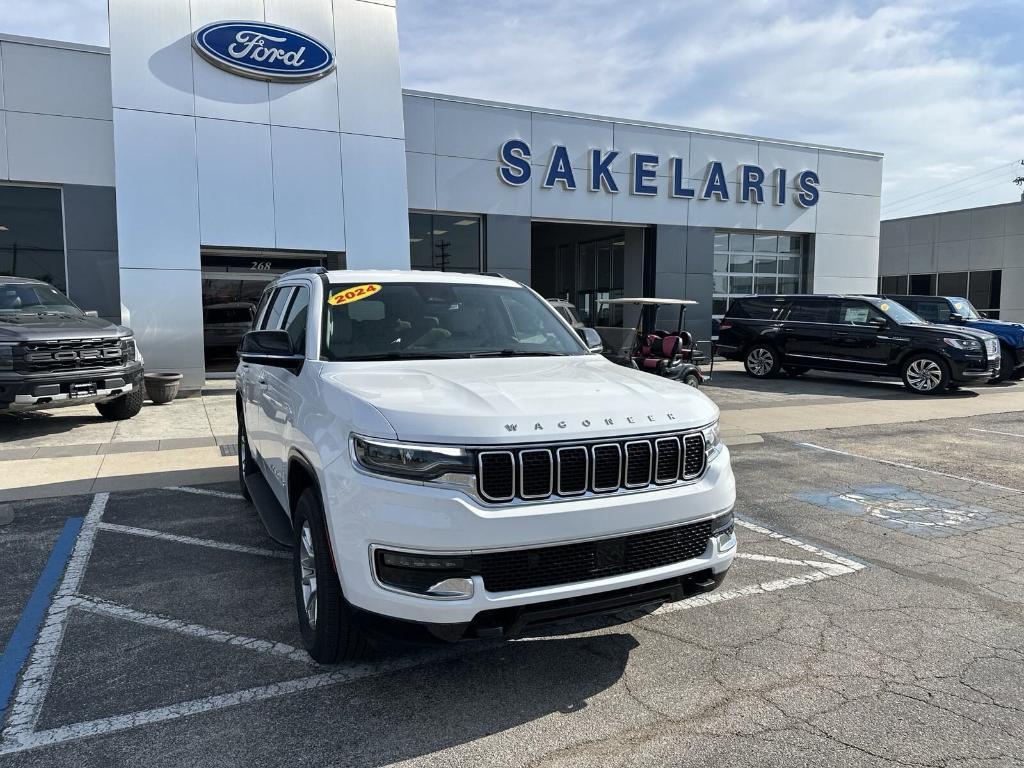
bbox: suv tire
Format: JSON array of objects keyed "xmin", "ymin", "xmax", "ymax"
[
  {"xmin": 95, "ymin": 387, "xmax": 144, "ymax": 420},
  {"xmin": 744, "ymin": 344, "xmax": 781, "ymax": 378},
  {"xmin": 901, "ymin": 353, "xmax": 950, "ymax": 395},
  {"xmin": 237, "ymin": 423, "xmax": 252, "ymax": 502},
  {"xmin": 292, "ymin": 487, "xmax": 369, "ymax": 664}
]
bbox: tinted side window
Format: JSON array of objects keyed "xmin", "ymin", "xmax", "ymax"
[
  {"xmin": 727, "ymin": 297, "xmax": 787, "ymax": 320},
  {"xmin": 838, "ymin": 300, "xmax": 886, "ymax": 325},
  {"xmin": 785, "ymin": 299, "xmax": 834, "ymax": 323},
  {"xmin": 907, "ymin": 298, "xmax": 950, "ymax": 323},
  {"xmin": 260, "ymin": 287, "xmax": 294, "ymax": 330},
  {"xmin": 282, "ymin": 286, "xmax": 310, "ymax": 351},
  {"xmin": 252, "ymin": 289, "xmax": 273, "ymax": 330}
]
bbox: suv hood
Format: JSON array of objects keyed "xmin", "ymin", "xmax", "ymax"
[
  {"xmin": 964, "ymin": 318, "xmax": 1024, "ymax": 346},
  {"xmin": 321, "ymin": 355, "xmax": 718, "ymax": 444},
  {"xmin": 907, "ymin": 323, "xmax": 997, "ymax": 342},
  {"xmin": 0, "ymin": 313, "xmax": 126, "ymax": 342}
]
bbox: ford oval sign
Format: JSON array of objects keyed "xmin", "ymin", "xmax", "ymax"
[{"xmin": 192, "ymin": 21, "xmax": 335, "ymax": 83}]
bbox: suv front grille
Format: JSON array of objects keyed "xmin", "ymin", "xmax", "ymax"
[
  {"xmin": 477, "ymin": 518, "xmax": 714, "ymax": 592},
  {"xmin": 477, "ymin": 430, "xmax": 707, "ymax": 503},
  {"xmin": 16, "ymin": 338, "xmax": 125, "ymax": 374}
]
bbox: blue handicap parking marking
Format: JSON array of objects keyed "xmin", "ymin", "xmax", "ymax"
[
  {"xmin": 794, "ymin": 485, "xmax": 1012, "ymax": 536},
  {"xmin": 0, "ymin": 517, "xmax": 83, "ymax": 727}
]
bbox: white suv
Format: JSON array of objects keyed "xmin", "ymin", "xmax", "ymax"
[{"xmin": 236, "ymin": 269, "xmax": 736, "ymax": 663}]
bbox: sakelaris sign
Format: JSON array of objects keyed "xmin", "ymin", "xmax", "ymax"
[
  {"xmin": 498, "ymin": 139, "xmax": 821, "ymax": 208},
  {"xmin": 192, "ymin": 21, "xmax": 335, "ymax": 83}
]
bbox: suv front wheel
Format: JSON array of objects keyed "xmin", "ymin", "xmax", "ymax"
[
  {"xmin": 95, "ymin": 387, "xmax": 144, "ymax": 420},
  {"xmin": 901, "ymin": 353, "xmax": 950, "ymax": 395},
  {"xmin": 744, "ymin": 343, "xmax": 781, "ymax": 378}
]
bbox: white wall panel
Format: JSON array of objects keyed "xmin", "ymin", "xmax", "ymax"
[
  {"xmin": 813, "ymin": 234, "xmax": 879, "ymax": 279},
  {"xmin": 812, "ymin": 275, "xmax": 877, "ymax": 294},
  {"xmin": 970, "ymin": 206, "xmax": 1006, "ymax": 239},
  {"xmin": 880, "ymin": 219, "xmax": 909, "ymax": 247},
  {"xmin": 609, "ymin": 177, "xmax": 688, "ymax": 226},
  {"xmin": 937, "ymin": 209, "xmax": 971, "ymax": 242},
  {"xmin": 908, "ymin": 216, "xmax": 937, "ymax": 244},
  {"xmin": 1004, "ymin": 205, "xmax": 1024, "ymax": 236},
  {"xmin": 1004, "ymin": 235, "xmax": 1024, "ymax": 269},
  {"xmin": 341, "ymin": 133, "xmax": 409, "ymax": 267},
  {"xmin": 817, "ymin": 151, "xmax": 882, "ymax": 196},
  {"xmin": 0, "ymin": 116, "xmax": 8, "ymax": 179},
  {"xmin": 998, "ymin": 267, "xmax": 1024, "ymax": 321},
  {"xmin": 610, "ymin": 124, "xmax": 690, "ymax": 177},
  {"xmin": 108, "ymin": 0, "xmax": 194, "ymax": 114},
  {"xmin": 531, "ymin": 113, "xmax": 613, "ymax": 172},
  {"xmin": 908, "ymin": 243, "xmax": 934, "ymax": 273},
  {"xmin": 334, "ymin": 0, "xmax": 404, "ymax": 139},
  {"xmin": 435, "ymin": 156, "xmax": 530, "ymax": 217},
  {"xmin": 687, "ymin": 184, "xmax": 757, "ymax": 230},
  {"xmin": 119, "ymin": 267, "xmax": 206, "ymax": 388},
  {"xmin": 403, "ymin": 95, "xmax": 435, "ymax": 155},
  {"xmin": 967, "ymin": 237, "xmax": 1004, "ymax": 270},
  {"xmin": 113, "ymin": 109, "xmax": 199, "ymax": 270},
  {"xmin": 532, "ymin": 185, "xmax": 613, "ymax": 223},
  {"xmin": 816, "ymin": 191, "xmax": 881, "ymax": 237},
  {"xmin": 6, "ymin": 112, "xmax": 114, "ymax": 186},
  {"xmin": 757, "ymin": 143, "xmax": 818, "ymax": 188},
  {"xmin": 0, "ymin": 43, "xmax": 5, "ymax": 110},
  {"xmin": 405, "ymin": 151, "xmax": 436, "ymax": 210},
  {"xmin": 689, "ymin": 134, "xmax": 759, "ymax": 181},
  {"xmin": 271, "ymin": 126, "xmax": 345, "ymax": 251},
  {"xmin": 755, "ymin": 191, "xmax": 816, "ymax": 232},
  {"xmin": 434, "ymin": 100, "xmax": 530, "ymax": 161},
  {"xmin": 879, "ymin": 245, "xmax": 909, "ymax": 276},
  {"xmin": 936, "ymin": 239, "xmax": 969, "ymax": 271},
  {"xmin": 1, "ymin": 42, "xmax": 112, "ymax": 120},
  {"xmin": 196, "ymin": 117, "xmax": 275, "ymax": 247}
]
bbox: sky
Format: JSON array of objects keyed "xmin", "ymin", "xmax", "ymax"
[{"xmin": 4, "ymin": 0, "xmax": 1024, "ymax": 219}]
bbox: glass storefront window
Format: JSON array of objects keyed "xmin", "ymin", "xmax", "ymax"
[
  {"xmin": 937, "ymin": 272, "xmax": 968, "ymax": 297},
  {"xmin": 909, "ymin": 273, "xmax": 937, "ymax": 295},
  {"xmin": 968, "ymin": 270, "xmax": 1001, "ymax": 314},
  {"xmin": 713, "ymin": 230, "xmax": 808, "ymax": 318},
  {"xmin": 754, "ymin": 235, "xmax": 778, "ymax": 252},
  {"xmin": 409, "ymin": 213, "xmax": 482, "ymax": 273},
  {"xmin": 0, "ymin": 185, "xmax": 66, "ymax": 291}
]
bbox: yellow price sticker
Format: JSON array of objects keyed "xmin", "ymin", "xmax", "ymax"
[
  {"xmin": 880, "ymin": 303, "xmax": 889, "ymax": 311},
  {"xmin": 328, "ymin": 283, "xmax": 381, "ymax": 306}
]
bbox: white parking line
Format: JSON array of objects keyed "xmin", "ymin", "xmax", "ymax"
[
  {"xmin": 969, "ymin": 427, "xmax": 1024, "ymax": 439},
  {"xmin": 649, "ymin": 570, "xmax": 837, "ymax": 617},
  {"xmin": 735, "ymin": 518, "xmax": 865, "ymax": 573},
  {"xmin": 795, "ymin": 442, "xmax": 1024, "ymax": 494},
  {"xmin": 97, "ymin": 522, "xmax": 290, "ymax": 560},
  {"xmin": 1, "ymin": 493, "xmax": 108, "ymax": 747},
  {"xmin": 71, "ymin": 595, "xmax": 315, "ymax": 666},
  {"xmin": 164, "ymin": 486, "xmax": 245, "ymax": 501}
]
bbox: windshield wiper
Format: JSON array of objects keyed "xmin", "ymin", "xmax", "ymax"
[
  {"xmin": 337, "ymin": 352, "xmax": 470, "ymax": 361},
  {"xmin": 468, "ymin": 350, "xmax": 569, "ymax": 358}
]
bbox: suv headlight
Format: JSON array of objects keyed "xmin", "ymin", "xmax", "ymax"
[
  {"xmin": 351, "ymin": 436, "xmax": 475, "ymax": 489},
  {"xmin": 702, "ymin": 419, "xmax": 723, "ymax": 461},
  {"xmin": 943, "ymin": 337, "xmax": 981, "ymax": 350},
  {"xmin": 0, "ymin": 342, "xmax": 15, "ymax": 371},
  {"xmin": 121, "ymin": 336, "xmax": 143, "ymax": 364}
]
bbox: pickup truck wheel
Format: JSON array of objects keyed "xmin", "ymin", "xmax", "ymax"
[
  {"xmin": 743, "ymin": 344, "xmax": 781, "ymax": 378},
  {"xmin": 901, "ymin": 353, "xmax": 950, "ymax": 394},
  {"xmin": 292, "ymin": 488, "xmax": 368, "ymax": 664},
  {"xmin": 95, "ymin": 387, "xmax": 144, "ymax": 420},
  {"xmin": 237, "ymin": 424, "xmax": 252, "ymax": 502}
]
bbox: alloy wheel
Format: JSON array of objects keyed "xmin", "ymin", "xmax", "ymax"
[
  {"xmin": 299, "ymin": 521, "xmax": 318, "ymax": 629},
  {"xmin": 906, "ymin": 359, "xmax": 943, "ymax": 391},
  {"xmin": 747, "ymin": 348, "xmax": 774, "ymax": 377}
]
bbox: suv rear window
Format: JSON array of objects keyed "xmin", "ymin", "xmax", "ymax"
[
  {"xmin": 785, "ymin": 299, "xmax": 834, "ymax": 323},
  {"xmin": 726, "ymin": 297, "xmax": 787, "ymax": 320}
]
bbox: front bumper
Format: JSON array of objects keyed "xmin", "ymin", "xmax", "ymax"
[
  {"xmin": 322, "ymin": 446, "xmax": 737, "ymax": 626},
  {"xmin": 0, "ymin": 365, "xmax": 143, "ymax": 412},
  {"xmin": 946, "ymin": 350, "xmax": 999, "ymax": 383}
]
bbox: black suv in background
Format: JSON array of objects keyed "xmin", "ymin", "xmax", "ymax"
[
  {"xmin": 0, "ymin": 277, "xmax": 145, "ymax": 418},
  {"xmin": 716, "ymin": 294, "xmax": 1001, "ymax": 394}
]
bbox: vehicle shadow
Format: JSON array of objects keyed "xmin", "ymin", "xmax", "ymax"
[
  {"xmin": 295, "ymin": 632, "xmax": 640, "ymax": 766},
  {"xmin": 709, "ymin": 368, "xmax": 985, "ymax": 401}
]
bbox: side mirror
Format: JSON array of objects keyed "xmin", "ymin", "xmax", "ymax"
[
  {"xmin": 239, "ymin": 330, "xmax": 303, "ymax": 371},
  {"xmin": 868, "ymin": 316, "xmax": 888, "ymax": 328},
  {"xmin": 948, "ymin": 313, "xmax": 965, "ymax": 323},
  {"xmin": 578, "ymin": 327, "xmax": 604, "ymax": 353},
  {"xmin": 83, "ymin": 310, "xmax": 99, "ymax": 318}
]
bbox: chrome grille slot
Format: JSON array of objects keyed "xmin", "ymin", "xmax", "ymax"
[
  {"xmin": 682, "ymin": 434, "xmax": 706, "ymax": 480},
  {"xmin": 519, "ymin": 449, "xmax": 553, "ymax": 499},
  {"xmin": 591, "ymin": 444, "xmax": 622, "ymax": 492},
  {"xmin": 478, "ymin": 451, "xmax": 515, "ymax": 502},
  {"xmin": 654, "ymin": 437, "xmax": 681, "ymax": 483},
  {"xmin": 556, "ymin": 446, "xmax": 588, "ymax": 495},
  {"xmin": 624, "ymin": 441, "xmax": 653, "ymax": 488}
]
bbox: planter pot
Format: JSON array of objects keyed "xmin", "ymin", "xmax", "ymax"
[{"xmin": 144, "ymin": 372, "xmax": 183, "ymax": 405}]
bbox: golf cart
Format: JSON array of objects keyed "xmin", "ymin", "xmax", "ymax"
[{"xmin": 596, "ymin": 297, "xmax": 712, "ymax": 388}]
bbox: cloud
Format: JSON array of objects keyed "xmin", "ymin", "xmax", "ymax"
[
  {"xmin": 3, "ymin": 0, "xmax": 107, "ymax": 47},
  {"xmin": 399, "ymin": 0, "xmax": 1024, "ymax": 217}
]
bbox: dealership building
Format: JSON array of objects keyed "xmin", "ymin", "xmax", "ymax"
[
  {"xmin": 0, "ymin": 1, "xmax": 883, "ymax": 389},
  {"xmin": 879, "ymin": 201, "xmax": 1024, "ymax": 322}
]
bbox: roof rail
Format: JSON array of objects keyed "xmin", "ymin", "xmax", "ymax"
[
  {"xmin": 481, "ymin": 272, "xmax": 507, "ymax": 279},
  {"xmin": 279, "ymin": 266, "xmax": 328, "ymax": 278}
]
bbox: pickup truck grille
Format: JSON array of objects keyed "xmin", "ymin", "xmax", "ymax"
[
  {"xmin": 476, "ymin": 431, "xmax": 706, "ymax": 503},
  {"xmin": 477, "ymin": 518, "xmax": 714, "ymax": 592},
  {"xmin": 16, "ymin": 339, "xmax": 125, "ymax": 374}
]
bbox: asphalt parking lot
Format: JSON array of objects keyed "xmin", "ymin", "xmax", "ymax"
[{"xmin": 1, "ymin": 404, "xmax": 1022, "ymax": 767}]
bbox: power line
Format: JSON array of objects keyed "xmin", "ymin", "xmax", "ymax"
[
  {"xmin": 882, "ymin": 165, "xmax": 1023, "ymax": 218},
  {"xmin": 881, "ymin": 159, "xmax": 1023, "ymax": 211}
]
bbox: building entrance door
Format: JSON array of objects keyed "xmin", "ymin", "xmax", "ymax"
[{"xmin": 200, "ymin": 249, "xmax": 338, "ymax": 373}]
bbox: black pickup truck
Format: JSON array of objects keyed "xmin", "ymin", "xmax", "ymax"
[{"xmin": 0, "ymin": 277, "xmax": 144, "ymax": 419}]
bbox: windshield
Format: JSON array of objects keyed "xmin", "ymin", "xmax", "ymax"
[
  {"xmin": 876, "ymin": 299, "xmax": 924, "ymax": 325},
  {"xmin": 322, "ymin": 282, "xmax": 586, "ymax": 361},
  {"xmin": 0, "ymin": 282, "xmax": 82, "ymax": 315},
  {"xmin": 948, "ymin": 298, "xmax": 982, "ymax": 320}
]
